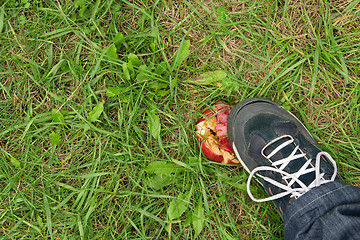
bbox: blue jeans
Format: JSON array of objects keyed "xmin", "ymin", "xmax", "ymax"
[{"xmin": 284, "ymin": 181, "xmax": 360, "ymax": 239}]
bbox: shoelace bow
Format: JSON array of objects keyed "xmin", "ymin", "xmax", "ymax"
[{"xmin": 247, "ymin": 135, "xmax": 338, "ymax": 202}]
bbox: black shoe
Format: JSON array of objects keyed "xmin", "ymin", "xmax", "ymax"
[{"xmin": 227, "ymin": 98, "xmax": 341, "ymax": 216}]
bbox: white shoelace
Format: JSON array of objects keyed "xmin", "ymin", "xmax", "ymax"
[{"xmin": 247, "ymin": 135, "xmax": 338, "ymax": 202}]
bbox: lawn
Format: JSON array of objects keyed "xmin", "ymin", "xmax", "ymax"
[{"xmin": 0, "ymin": 0, "xmax": 359, "ymax": 239}]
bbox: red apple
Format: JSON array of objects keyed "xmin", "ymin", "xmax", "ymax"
[{"xmin": 195, "ymin": 100, "xmax": 239, "ymax": 164}]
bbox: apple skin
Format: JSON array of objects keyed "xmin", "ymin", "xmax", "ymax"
[
  {"xmin": 196, "ymin": 101, "xmax": 239, "ymax": 164},
  {"xmin": 214, "ymin": 100, "xmax": 231, "ymax": 123}
]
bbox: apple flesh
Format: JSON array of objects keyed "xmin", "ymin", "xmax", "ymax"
[{"xmin": 196, "ymin": 100, "xmax": 239, "ymax": 164}]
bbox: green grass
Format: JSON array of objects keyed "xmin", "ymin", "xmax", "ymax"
[{"xmin": 1, "ymin": 0, "xmax": 360, "ymax": 239}]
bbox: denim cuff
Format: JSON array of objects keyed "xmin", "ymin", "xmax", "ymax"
[{"xmin": 284, "ymin": 181, "xmax": 360, "ymax": 240}]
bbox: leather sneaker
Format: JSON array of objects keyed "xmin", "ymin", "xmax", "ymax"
[{"xmin": 227, "ymin": 98, "xmax": 342, "ymax": 216}]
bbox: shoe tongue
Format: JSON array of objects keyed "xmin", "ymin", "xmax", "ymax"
[
  {"xmin": 273, "ymin": 121, "xmax": 297, "ymax": 137},
  {"xmin": 262, "ymin": 121, "xmax": 299, "ymax": 162},
  {"xmin": 262, "ymin": 135, "xmax": 294, "ymax": 162},
  {"xmin": 248, "ymin": 134, "xmax": 294, "ymax": 165},
  {"xmin": 248, "ymin": 121, "xmax": 298, "ymax": 161}
]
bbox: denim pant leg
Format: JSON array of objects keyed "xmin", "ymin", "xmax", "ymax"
[{"xmin": 284, "ymin": 181, "xmax": 360, "ymax": 240}]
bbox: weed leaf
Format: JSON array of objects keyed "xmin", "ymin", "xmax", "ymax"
[
  {"xmin": 106, "ymin": 87, "xmax": 123, "ymax": 97},
  {"xmin": 196, "ymin": 70, "xmax": 227, "ymax": 85},
  {"xmin": 122, "ymin": 63, "xmax": 131, "ymax": 80},
  {"xmin": 216, "ymin": 194, "xmax": 226, "ymax": 202},
  {"xmin": 183, "ymin": 213, "xmax": 193, "ymax": 227},
  {"xmin": 216, "ymin": 7, "xmax": 229, "ymax": 24},
  {"xmin": 51, "ymin": 109, "xmax": 65, "ymax": 123},
  {"xmin": 147, "ymin": 175, "xmax": 174, "ymax": 190},
  {"xmin": 0, "ymin": 7, "xmax": 4, "ymax": 33},
  {"xmin": 10, "ymin": 157, "xmax": 21, "ymax": 168},
  {"xmin": 113, "ymin": 32, "xmax": 124, "ymax": 45},
  {"xmin": 192, "ymin": 198, "xmax": 205, "ymax": 236},
  {"xmin": 129, "ymin": 53, "xmax": 141, "ymax": 67},
  {"xmin": 147, "ymin": 109, "xmax": 161, "ymax": 139},
  {"xmin": 155, "ymin": 62, "xmax": 167, "ymax": 75},
  {"xmin": 167, "ymin": 189, "xmax": 192, "ymax": 220},
  {"xmin": 127, "ymin": 60, "xmax": 134, "ymax": 73},
  {"xmin": 107, "ymin": 44, "xmax": 118, "ymax": 59},
  {"xmin": 136, "ymin": 64, "xmax": 149, "ymax": 81},
  {"xmin": 106, "ymin": 87, "xmax": 121, "ymax": 97},
  {"xmin": 150, "ymin": 42, "xmax": 156, "ymax": 52},
  {"xmin": 36, "ymin": 215, "xmax": 44, "ymax": 229},
  {"xmin": 49, "ymin": 133, "xmax": 63, "ymax": 145},
  {"xmin": 145, "ymin": 161, "xmax": 177, "ymax": 177},
  {"xmin": 221, "ymin": 77, "xmax": 240, "ymax": 95},
  {"xmin": 170, "ymin": 76, "xmax": 177, "ymax": 91},
  {"xmin": 87, "ymin": 101, "xmax": 104, "ymax": 122},
  {"xmin": 177, "ymin": 40, "xmax": 190, "ymax": 65},
  {"xmin": 172, "ymin": 40, "xmax": 190, "ymax": 70}
]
